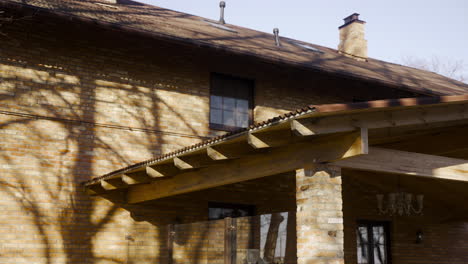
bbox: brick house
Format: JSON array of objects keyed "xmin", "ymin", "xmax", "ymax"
[{"xmin": 1, "ymin": 0, "xmax": 468, "ymax": 264}]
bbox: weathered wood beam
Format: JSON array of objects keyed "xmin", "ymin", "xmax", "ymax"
[
  {"xmin": 292, "ymin": 104, "xmax": 468, "ymax": 136},
  {"xmin": 374, "ymin": 125, "xmax": 468, "ymax": 157},
  {"xmin": 206, "ymin": 141, "xmax": 258, "ymax": 160},
  {"xmin": 120, "ymin": 171, "xmax": 158, "ymax": 185},
  {"xmin": 247, "ymin": 129, "xmax": 293, "ymax": 149},
  {"xmin": 173, "ymin": 153, "xmax": 217, "ymax": 170},
  {"xmin": 173, "ymin": 157, "xmax": 193, "ymax": 170},
  {"xmin": 207, "ymin": 146, "xmax": 230, "ymax": 160},
  {"xmin": 146, "ymin": 163, "xmax": 179, "ymax": 178},
  {"xmin": 86, "ymin": 183, "xmax": 107, "ymax": 196},
  {"xmin": 121, "ymin": 174, "xmax": 141, "ymax": 185},
  {"xmin": 247, "ymin": 132, "xmax": 270, "ymax": 149},
  {"xmin": 333, "ymin": 147, "xmax": 468, "ymax": 182},
  {"xmin": 101, "ymin": 178, "xmax": 128, "ymax": 191},
  {"xmin": 127, "ymin": 129, "xmax": 368, "ymax": 203}
]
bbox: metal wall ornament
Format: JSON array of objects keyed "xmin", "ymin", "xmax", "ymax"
[{"xmin": 376, "ymin": 191, "xmax": 424, "ymax": 216}]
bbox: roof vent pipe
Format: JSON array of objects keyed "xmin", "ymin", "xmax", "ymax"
[
  {"xmin": 273, "ymin": 28, "xmax": 281, "ymax": 47},
  {"xmin": 219, "ymin": 1, "xmax": 226, "ymax": 24}
]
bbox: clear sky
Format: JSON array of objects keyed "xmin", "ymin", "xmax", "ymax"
[{"xmin": 138, "ymin": 0, "xmax": 468, "ymax": 79}]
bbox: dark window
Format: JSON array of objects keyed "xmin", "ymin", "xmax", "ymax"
[
  {"xmin": 208, "ymin": 202, "xmax": 255, "ymax": 220},
  {"xmin": 357, "ymin": 221, "xmax": 391, "ymax": 264},
  {"xmin": 210, "ymin": 73, "xmax": 254, "ymax": 131}
]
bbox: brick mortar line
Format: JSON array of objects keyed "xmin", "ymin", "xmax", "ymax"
[{"xmin": 0, "ymin": 109, "xmax": 210, "ymax": 140}]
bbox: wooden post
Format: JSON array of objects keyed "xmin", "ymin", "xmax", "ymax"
[
  {"xmin": 224, "ymin": 217, "xmax": 237, "ymax": 264},
  {"xmin": 167, "ymin": 224, "xmax": 174, "ymax": 264}
]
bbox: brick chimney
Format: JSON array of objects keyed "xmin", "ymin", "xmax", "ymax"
[{"xmin": 338, "ymin": 13, "xmax": 368, "ymax": 61}]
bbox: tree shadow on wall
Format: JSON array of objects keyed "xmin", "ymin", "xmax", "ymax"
[{"xmin": 0, "ymin": 7, "xmax": 207, "ymax": 264}]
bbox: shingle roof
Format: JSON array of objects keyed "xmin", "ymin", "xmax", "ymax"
[
  {"xmin": 2, "ymin": 0, "xmax": 468, "ymax": 95},
  {"xmin": 83, "ymin": 94, "xmax": 468, "ymax": 185}
]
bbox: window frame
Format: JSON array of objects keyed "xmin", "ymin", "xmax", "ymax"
[
  {"xmin": 208, "ymin": 202, "xmax": 256, "ymax": 221},
  {"xmin": 209, "ymin": 73, "xmax": 255, "ymax": 131},
  {"xmin": 356, "ymin": 220, "xmax": 392, "ymax": 264}
]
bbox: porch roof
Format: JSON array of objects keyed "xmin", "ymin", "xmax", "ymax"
[{"xmin": 83, "ymin": 94, "xmax": 468, "ymax": 203}]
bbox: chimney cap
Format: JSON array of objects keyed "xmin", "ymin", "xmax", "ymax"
[
  {"xmin": 339, "ymin": 13, "xmax": 366, "ymax": 29},
  {"xmin": 220, "ymin": 1, "xmax": 226, "ymax": 7}
]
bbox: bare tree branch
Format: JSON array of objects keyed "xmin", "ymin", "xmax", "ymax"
[{"xmin": 401, "ymin": 55, "xmax": 467, "ymax": 83}]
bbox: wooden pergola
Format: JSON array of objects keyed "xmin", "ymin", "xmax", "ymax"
[
  {"xmin": 85, "ymin": 95, "xmax": 468, "ymax": 201},
  {"xmin": 84, "ymin": 94, "xmax": 468, "ymax": 264}
]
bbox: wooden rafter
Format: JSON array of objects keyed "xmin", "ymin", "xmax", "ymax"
[
  {"xmin": 127, "ymin": 129, "xmax": 368, "ymax": 203},
  {"xmin": 85, "ymin": 99, "xmax": 468, "ymax": 201}
]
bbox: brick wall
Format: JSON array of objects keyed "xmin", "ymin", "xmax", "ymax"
[
  {"xmin": 343, "ymin": 170, "xmax": 468, "ymax": 264},
  {"xmin": 296, "ymin": 166, "xmax": 345, "ymax": 264},
  {"xmin": 127, "ymin": 173, "xmax": 296, "ymax": 263},
  {"xmin": 0, "ymin": 6, "xmax": 419, "ymax": 264}
]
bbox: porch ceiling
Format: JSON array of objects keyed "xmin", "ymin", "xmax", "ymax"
[
  {"xmin": 83, "ymin": 95, "xmax": 468, "ymax": 204},
  {"xmin": 344, "ymin": 169, "xmax": 468, "ymax": 223}
]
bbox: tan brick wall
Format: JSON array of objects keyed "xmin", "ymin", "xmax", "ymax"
[
  {"xmin": 296, "ymin": 166, "xmax": 344, "ymax": 264},
  {"xmin": 126, "ymin": 173, "xmax": 296, "ymax": 264},
  {"xmin": 0, "ymin": 7, "xmax": 418, "ymax": 264},
  {"xmin": 339, "ymin": 22, "xmax": 368, "ymax": 59}
]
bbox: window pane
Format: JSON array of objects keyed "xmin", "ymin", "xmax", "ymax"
[
  {"xmin": 210, "ymin": 73, "xmax": 254, "ymax": 130},
  {"xmin": 373, "ymin": 226, "xmax": 387, "ymax": 264},
  {"xmin": 373, "ymin": 245, "xmax": 386, "ymax": 264},
  {"xmin": 236, "ymin": 112, "xmax": 249, "ymax": 128},
  {"xmin": 210, "ymin": 95, "xmax": 223, "ymax": 109},
  {"xmin": 373, "ymin": 226, "xmax": 386, "ymax": 244},
  {"xmin": 236, "ymin": 99, "xmax": 249, "ymax": 112},
  {"xmin": 223, "ymin": 97, "xmax": 235, "ymax": 110},
  {"xmin": 357, "ymin": 244, "xmax": 369, "ymax": 264},
  {"xmin": 210, "ymin": 109, "xmax": 223, "ymax": 125},
  {"xmin": 357, "ymin": 226, "xmax": 369, "ymax": 264},
  {"xmin": 223, "ymin": 110, "xmax": 235, "ymax": 126},
  {"xmin": 358, "ymin": 226, "xmax": 368, "ymax": 243}
]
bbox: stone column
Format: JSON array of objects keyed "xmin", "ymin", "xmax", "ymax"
[{"xmin": 296, "ymin": 165, "xmax": 344, "ymax": 264}]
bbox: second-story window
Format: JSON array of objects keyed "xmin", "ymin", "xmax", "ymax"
[{"xmin": 210, "ymin": 73, "xmax": 254, "ymax": 131}]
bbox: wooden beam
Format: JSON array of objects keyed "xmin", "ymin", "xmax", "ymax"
[
  {"xmin": 207, "ymin": 146, "xmax": 230, "ymax": 160},
  {"xmin": 247, "ymin": 129, "xmax": 294, "ymax": 149},
  {"xmin": 146, "ymin": 163, "xmax": 178, "ymax": 178},
  {"xmin": 173, "ymin": 153, "xmax": 217, "ymax": 170},
  {"xmin": 173, "ymin": 157, "xmax": 193, "ymax": 170},
  {"xmin": 206, "ymin": 140, "xmax": 258, "ymax": 160},
  {"xmin": 127, "ymin": 129, "xmax": 367, "ymax": 203},
  {"xmin": 121, "ymin": 174, "xmax": 140, "ymax": 185},
  {"xmin": 292, "ymin": 104, "xmax": 468, "ymax": 136},
  {"xmin": 101, "ymin": 178, "xmax": 127, "ymax": 190},
  {"xmin": 85, "ymin": 183, "xmax": 107, "ymax": 196},
  {"xmin": 333, "ymin": 147, "xmax": 468, "ymax": 182},
  {"xmin": 374, "ymin": 125, "xmax": 468, "ymax": 157},
  {"xmin": 291, "ymin": 119, "xmax": 314, "ymax": 136},
  {"xmin": 247, "ymin": 132, "xmax": 270, "ymax": 149},
  {"xmin": 121, "ymin": 172, "xmax": 156, "ymax": 185}
]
